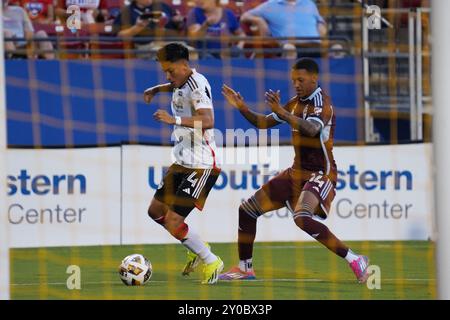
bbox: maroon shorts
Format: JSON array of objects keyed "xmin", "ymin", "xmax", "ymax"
[{"xmin": 261, "ymin": 167, "xmax": 336, "ymax": 219}]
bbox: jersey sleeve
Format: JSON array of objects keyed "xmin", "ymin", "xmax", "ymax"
[
  {"xmin": 305, "ymin": 96, "xmax": 332, "ymax": 130},
  {"xmin": 269, "ymin": 96, "xmax": 298, "ymax": 123},
  {"xmin": 191, "ymin": 86, "xmax": 213, "ymax": 110},
  {"xmin": 268, "ymin": 112, "xmax": 286, "ymax": 123}
]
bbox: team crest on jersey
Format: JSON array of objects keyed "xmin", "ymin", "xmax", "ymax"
[
  {"xmin": 192, "ymin": 89, "xmax": 208, "ymax": 105},
  {"xmin": 314, "ymin": 107, "xmax": 323, "ymax": 115},
  {"xmin": 173, "ymin": 92, "xmax": 184, "ymax": 111}
]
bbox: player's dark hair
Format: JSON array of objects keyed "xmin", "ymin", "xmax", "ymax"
[
  {"xmin": 292, "ymin": 58, "xmax": 319, "ymax": 75},
  {"xmin": 156, "ymin": 43, "xmax": 189, "ymax": 62}
]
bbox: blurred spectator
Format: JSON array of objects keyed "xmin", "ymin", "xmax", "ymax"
[
  {"xmin": 12, "ymin": 0, "xmax": 55, "ymax": 23},
  {"xmin": 113, "ymin": 0, "xmax": 189, "ymax": 59},
  {"xmin": 55, "ymin": 0, "xmax": 101, "ymax": 24},
  {"xmin": 399, "ymin": 0, "xmax": 429, "ymax": 27},
  {"xmin": 3, "ymin": 0, "xmax": 55, "ymax": 59},
  {"xmin": 400, "ymin": 0, "xmax": 429, "ymax": 7},
  {"xmin": 98, "ymin": 0, "xmax": 123, "ymax": 22},
  {"xmin": 240, "ymin": 0, "xmax": 327, "ymax": 58},
  {"xmin": 187, "ymin": 0, "xmax": 245, "ymax": 59}
]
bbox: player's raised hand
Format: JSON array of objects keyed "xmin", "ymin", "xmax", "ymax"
[
  {"xmin": 265, "ymin": 89, "xmax": 282, "ymax": 112},
  {"xmin": 153, "ymin": 109, "xmax": 175, "ymax": 125},
  {"xmin": 222, "ymin": 84, "xmax": 246, "ymax": 111},
  {"xmin": 144, "ymin": 87, "xmax": 157, "ymax": 104}
]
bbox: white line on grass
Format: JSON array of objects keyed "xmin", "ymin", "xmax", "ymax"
[
  {"xmin": 11, "ymin": 280, "xmax": 169, "ymax": 286},
  {"xmin": 258, "ymin": 245, "xmax": 321, "ymax": 249},
  {"xmin": 11, "ymin": 278, "xmax": 435, "ymax": 286},
  {"xmin": 259, "ymin": 243, "xmax": 433, "ymax": 250}
]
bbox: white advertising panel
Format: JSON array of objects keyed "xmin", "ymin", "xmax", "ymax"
[
  {"xmin": 121, "ymin": 143, "xmax": 434, "ymax": 244},
  {"xmin": 7, "ymin": 148, "xmax": 121, "ymax": 248},
  {"xmin": 121, "ymin": 144, "xmax": 286, "ymax": 244},
  {"xmin": 330, "ymin": 143, "xmax": 434, "ymax": 241},
  {"xmin": 7, "ymin": 143, "xmax": 433, "ymax": 248}
]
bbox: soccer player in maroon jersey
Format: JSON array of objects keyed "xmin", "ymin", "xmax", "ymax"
[{"xmin": 219, "ymin": 58, "xmax": 370, "ymax": 283}]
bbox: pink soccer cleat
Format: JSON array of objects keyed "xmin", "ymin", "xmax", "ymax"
[
  {"xmin": 218, "ymin": 266, "xmax": 256, "ymax": 280},
  {"xmin": 349, "ymin": 255, "xmax": 370, "ymax": 283}
]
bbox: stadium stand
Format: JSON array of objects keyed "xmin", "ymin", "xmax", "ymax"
[{"xmin": 4, "ymin": 0, "xmax": 355, "ymax": 59}]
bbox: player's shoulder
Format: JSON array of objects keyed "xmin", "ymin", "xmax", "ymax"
[
  {"xmin": 187, "ymin": 70, "xmax": 213, "ymax": 103},
  {"xmin": 189, "ymin": 69, "xmax": 210, "ymax": 90},
  {"xmin": 310, "ymin": 87, "xmax": 331, "ymax": 108}
]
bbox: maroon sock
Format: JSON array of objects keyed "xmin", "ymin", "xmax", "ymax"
[
  {"xmin": 238, "ymin": 205, "xmax": 258, "ymax": 260},
  {"xmin": 294, "ymin": 214, "xmax": 349, "ymax": 258}
]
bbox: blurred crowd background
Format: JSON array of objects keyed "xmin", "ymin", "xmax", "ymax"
[{"xmin": 2, "ymin": 0, "xmax": 430, "ymax": 60}]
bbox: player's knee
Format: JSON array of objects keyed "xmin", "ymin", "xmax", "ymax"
[
  {"xmin": 238, "ymin": 197, "xmax": 263, "ymax": 233},
  {"xmin": 293, "ymin": 212, "xmax": 329, "ymax": 238},
  {"xmin": 148, "ymin": 206, "xmax": 166, "ymax": 227},
  {"xmin": 240, "ymin": 197, "xmax": 263, "ymax": 218},
  {"xmin": 295, "ymin": 201, "xmax": 316, "ymax": 215},
  {"xmin": 147, "ymin": 205, "xmax": 157, "ymax": 219},
  {"xmin": 292, "ymin": 211, "xmax": 313, "ymax": 230}
]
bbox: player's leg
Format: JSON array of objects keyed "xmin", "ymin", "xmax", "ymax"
[
  {"xmin": 165, "ymin": 208, "xmax": 223, "ymax": 284},
  {"xmin": 149, "ymin": 196, "xmax": 222, "ymax": 283},
  {"xmin": 293, "ymin": 173, "xmax": 370, "ymax": 283},
  {"xmin": 148, "ymin": 163, "xmax": 180, "ymax": 228},
  {"xmin": 147, "ymin": 197, "xmax": 169, "ymax": 228},
  {"xmin": 293, "ymin": 190, "xmax": 350, "ymax": 257},
  {"xmin": 239, "ymin": 188, "xmax": 284, "ymax": 268},
  {"xmin": 171, "ymin": 166, "xmax": 223, "ymax": 284},
  {"xmin": 148, "ymin": 197, "xmax": 207, "ymax": 276},
  {"xmin": 220, "ymin": 169, "xmax": 293, "ymax": 280},
  {"xmin": 147, "ymin": 164, "xmax": 223, "ymax": 283},
  {"xmin": 219, "ymin": 187, "xmax": 285, "ymax": 280},
  {"xmin": 164, "ymin": 209, "xmax": 217, "ymax": 263}
]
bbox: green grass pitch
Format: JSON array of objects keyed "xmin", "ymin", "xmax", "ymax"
[{"xmin": 10, "ymin": 241, "xmax": 436, "ymax": 300}]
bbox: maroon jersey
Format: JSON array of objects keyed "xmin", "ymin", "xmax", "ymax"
[{"xmin": 285, "ymin": 87, "xmax": 337, "ymax": 180}]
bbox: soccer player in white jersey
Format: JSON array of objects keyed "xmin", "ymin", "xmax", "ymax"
[{"xmin": 143, "ymin": 43, "xmax": 223, "ymax": 284}]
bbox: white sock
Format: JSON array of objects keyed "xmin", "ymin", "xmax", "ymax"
[
  {"xmin": 239, "ymin": 259, "xmax": 253, "ymax": 272},
  {"xmin": 345, "ymin": 249, "xmax": 359, "ymax": 263},
  {"xmin": 181, "ymin": 229, "xmax": 217, "ymax": 264}
]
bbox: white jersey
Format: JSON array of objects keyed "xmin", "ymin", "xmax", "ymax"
[{"xmin": 170, "ymin": 69, "xmax": 219, "ymax": 169}]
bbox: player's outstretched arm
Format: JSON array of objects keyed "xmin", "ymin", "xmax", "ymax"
[
  {"xmin": 265, "ymin": 89, "xmax": 321, "ymax": 137},
  {"xmin": 143, "ymin": 83, "xmax": 174, "ymax": 104},
  {"xmin": 222, "ymin": 84, "xmax": 280, "ymax": 129}
]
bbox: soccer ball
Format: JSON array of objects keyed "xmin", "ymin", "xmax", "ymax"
[{"xmin": 118, "ymin": 254, "xmax": 152, "ymax": 286}]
